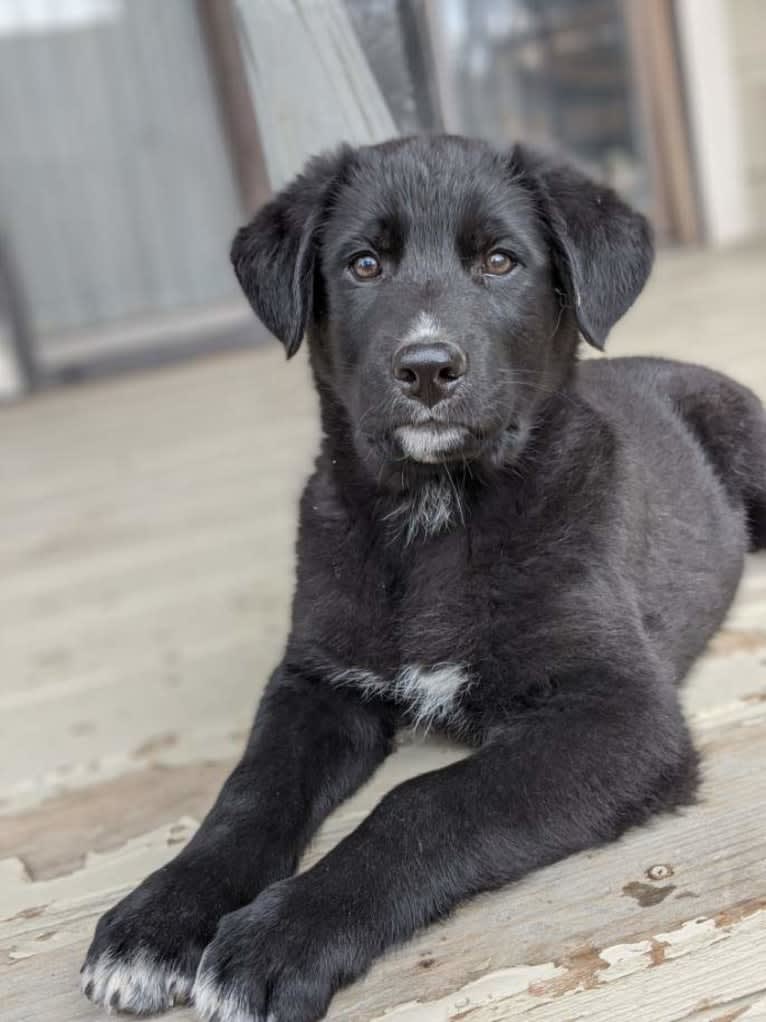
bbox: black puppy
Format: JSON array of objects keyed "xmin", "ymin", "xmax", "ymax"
[{"xmin": 82, "ymin": 136, "xmax": 766, "ymax": 1022}]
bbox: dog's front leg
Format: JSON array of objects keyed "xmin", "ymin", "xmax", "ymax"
[
  {"xmin": 80, "ymin": 666, "xmax": 394, "ymax": 1015},
  {"xmin": 194, "ymin": 668, "xmax": 697, "ymax": 1022}
]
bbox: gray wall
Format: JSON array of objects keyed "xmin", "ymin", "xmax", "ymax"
[{"xmin": 0, "ymin": 0, "xmax": 243, "ymax": 343}]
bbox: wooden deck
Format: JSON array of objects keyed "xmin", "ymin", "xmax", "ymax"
[{"xmin": 2, "ymin": 244, "xmax": 765, "ymax": 1021}]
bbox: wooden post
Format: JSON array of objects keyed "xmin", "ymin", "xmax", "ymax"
[
  {"xmin": 196, "ymin": 0, "xmax": 272, "ymax": 214},
  {"xmin": 623, "ymin": 0, "xmax": 702, "ymax": 244}
]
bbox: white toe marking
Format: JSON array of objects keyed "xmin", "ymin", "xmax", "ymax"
[
  {"xmin": 193, "ymin": 960, "xmax": 255, "ymax": 1022},
  {"xmin": 81, "ymin": 949, "xmax": 193, "ymax": 1013}
]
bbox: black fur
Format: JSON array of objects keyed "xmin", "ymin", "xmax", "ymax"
[{"xmin": 82, "ymin": 135, "xmax": 766, "ymax": 1022}]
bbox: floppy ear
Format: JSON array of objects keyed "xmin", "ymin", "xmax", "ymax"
[
  {"xmin": 512, "ymin": 144, "xmax": 654, "ymax": 349},
  {"xmin": 231, "ymin": 146, "xmax": 352, "ymax": 357}
]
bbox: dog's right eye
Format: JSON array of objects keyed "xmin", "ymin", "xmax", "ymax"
[
  {"xmin": 349, "ymin": 253, "xmax": 382, "ymax": 281},
  {"xmin": 483, "ymin": 250, "xmax": 516, "ymax": 276}
]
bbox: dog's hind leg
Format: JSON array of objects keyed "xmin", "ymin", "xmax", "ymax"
[
  {"xmin": 668, "ymin": 366, "xmax": 766, "ymax": 551},
  {"xmin": 746, "ymin": 464, "xmax": 766, "ymax": 550},
  {"xmin": 720, "ymin": 395, "xmax": 766, "ymax": 551}
]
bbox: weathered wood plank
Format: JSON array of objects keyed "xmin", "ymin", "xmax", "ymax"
[
  {"xmin": 1, "ymin": 618, "xmax": 763, "ymax": 883},
  {"xmin": 2, "ymin": 701, "xmax": 764, "ymax": 1020}
]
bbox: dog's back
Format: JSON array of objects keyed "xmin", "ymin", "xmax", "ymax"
[
  {"xmin": 584, "ymin": 357, "xmax": 766, "ymax": 552},
  {"xmin": 573, "ymin": 356, "xmax": 765, "ymax": 678}
]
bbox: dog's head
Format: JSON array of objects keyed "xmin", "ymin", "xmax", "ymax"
[{"xmin": 233, "ymin": 136, "xmax": 652, "ymax": 481}]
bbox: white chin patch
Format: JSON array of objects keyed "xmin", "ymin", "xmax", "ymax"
[{"xmin": 396, "ymin": 425, "xmax": 466, "ymax": 463}]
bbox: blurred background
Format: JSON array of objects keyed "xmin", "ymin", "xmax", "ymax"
[{"xmin": 0, "ymin": 0, "xmax": 763, "ymax": 396}]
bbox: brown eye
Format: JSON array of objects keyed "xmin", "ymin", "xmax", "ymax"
[
  {"xmin": 350, "ymin": 253, "xmax": 382, "ymax": 281},
  {"xmin": 484, "ymin": 250, "xmax": 515, "ymax": 276}
]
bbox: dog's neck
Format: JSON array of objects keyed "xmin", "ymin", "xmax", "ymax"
[
  {"xmin": 315, "ymin": 382, "xmax": 572, "ymax": 544},
  {"xmin": 380, "ymin": 470, "xmax": 468, "ymax": 544}
]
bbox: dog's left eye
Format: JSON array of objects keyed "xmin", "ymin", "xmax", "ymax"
[
  {"xmin": 349, "ymin": 253, "xmax": 382, "ymax": 281},
  {"xmin": 483, "ymin": 250, "xmax": 515, "ymax": 276}
]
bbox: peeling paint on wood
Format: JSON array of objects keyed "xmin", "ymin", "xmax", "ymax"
[{"xmin": 360, "ymin": 908, "xmax": 766, "ymax": 1021}]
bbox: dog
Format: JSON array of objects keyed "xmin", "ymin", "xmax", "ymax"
[{"xmin": 82, "ymin": 135, "xmax": 766, "ymax": 1022}]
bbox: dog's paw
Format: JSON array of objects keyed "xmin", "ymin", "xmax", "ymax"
[
  {"xmin": 193, "ymin": 878, "xmax": 347, "ymax": 1022},
  {"xmin": 81, "ymin": 862, "xmax": 219, "ymax": 1014},
  {"xmin": 81, "ymin": 948, "xmax": 193, "ymax": 1014}
]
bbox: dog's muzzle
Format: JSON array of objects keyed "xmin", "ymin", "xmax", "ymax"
[{"xmin": 394, "ymin": 423, "xmax": 474, "ymax": 463}]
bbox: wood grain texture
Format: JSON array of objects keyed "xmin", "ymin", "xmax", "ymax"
[{"xmin": 1, "ymin": 245, "xmax": 765, "ymax": 1019}]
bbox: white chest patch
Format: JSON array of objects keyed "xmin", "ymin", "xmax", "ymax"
[{"xmin": 331, "ymin": 662, "xmax": 470, "ymax": 731}]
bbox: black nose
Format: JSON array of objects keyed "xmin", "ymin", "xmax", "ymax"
[{"xmin": 392, "ymin": 341, "xmax": 467, "ymax": 406}]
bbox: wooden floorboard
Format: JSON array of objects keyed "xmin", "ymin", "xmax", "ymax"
[{"xmin": 2, "ymin": 244, "xmax": 765, "ymax": 1020}]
